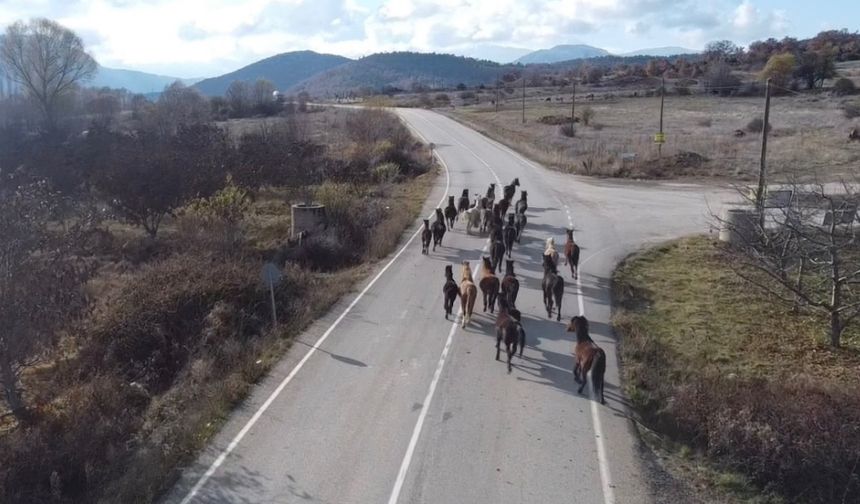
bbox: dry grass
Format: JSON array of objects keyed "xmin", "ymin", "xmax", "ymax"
[
  {"xmin": 447, "ymin": 91, "xmax": 860, "ymax": 180},
  {"xmin": 613, "ymin": 236, "xmax": 860, "ymax": 503}
]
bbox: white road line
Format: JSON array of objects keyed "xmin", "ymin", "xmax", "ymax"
[
  {"xmin": 178, "ymin": 135, "xmax": 452, "ymax": 504},
  {"xmin": 574, "ymin": 231, "xmax": 616, "ymax": 504},
  {"xmin": 387, "ymin": 259, "xmax": 482, "ymax": 504}
]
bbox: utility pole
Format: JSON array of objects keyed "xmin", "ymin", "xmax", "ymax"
[
  {"xmin": 754, "ymin": 78, "xmax": 772, "ymax": 226},
  {"xmin": 570, "ymin": 81, "xmax": 576, "ymax": 135},
  {"xmin": 495, "ymin": 70, "xmax": 500, "ymax": 113},
  {"xmin": 658, "ymin": 77, "xmax": 665, "ymax": 159},
  {"xmin": 521, "ymin": 73, "xmax": 526, "ymax": 124}
]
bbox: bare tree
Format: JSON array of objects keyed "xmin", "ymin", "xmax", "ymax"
[
  {"xmin": 252, "ymin": 78, "xmax": 275, "ymax": 107},
  {"xmin": 226, "ymin": 80, "xmax": 250, "ymax": 117},
  {"xmin": 719, "ymin": 181, "xmax": 860, "ymax": 347},
  {"xmin": 0, "ymin": 18, "xmax": 97, "ymax": 130},
  {"xmin": 141, "ymin": 81, "xmax": 209, "ymax": 136},
  {"xmin": 0, "ymin": 180, "xmax": 88, "ymax": 423}
]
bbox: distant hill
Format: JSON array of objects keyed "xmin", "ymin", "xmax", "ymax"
[
  {"xmin": 620, "ymin": 47, "xmax": 699, "ymax": 57},
  {"xmin": 515, "ymin": 44, "xmax": 610, "ymax": 64},
  {"xmin": 89, "ymin": 66, "xmax": 200, "ymax": 94},
  {"xmin": 193, "ymin": 51, "xmax": 351, "ymax": 96},
  {"xmin": 290, "ymin": 52, "xmax": 513, "ymax": 96}
]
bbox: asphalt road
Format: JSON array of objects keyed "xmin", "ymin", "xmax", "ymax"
[{"xmin": 163, "ymin": 108, "xmax": 735, "ymax": 504}]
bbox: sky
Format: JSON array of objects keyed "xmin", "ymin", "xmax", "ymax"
[{"xmin": 0, "ymin": 0, "xmax": 855, "ymax": 78}]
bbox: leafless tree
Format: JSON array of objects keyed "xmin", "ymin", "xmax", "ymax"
[
  {"xmin": 226, "ymin": 80, "xmax": 250, "ymax": 117},
  {"xmin": 718, "ymin": 181, "xmax": 860, "ymax": 347},
  {"xmin": 0, "ymin": 18, "xmax": 97, "ymax": 130},
  {"xmin": 0, "ymin": 180, "xmax": 89, "ymax": 423},
  {"xmin": 252, "ymin": 78, "xmax": 275, "ymax": 107},
  {"xmin": 142, "ymin": 81, "xmax": 209, "ymax": 136}
]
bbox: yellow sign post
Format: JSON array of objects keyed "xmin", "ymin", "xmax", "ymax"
[{"xmin": 654, "ymin": 132, "xmax": 666, "ymax": 144}]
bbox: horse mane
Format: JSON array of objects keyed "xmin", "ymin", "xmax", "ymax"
[
  {"xmin": 461, "ymin": 262, "xmax": 473, "ymax": 282},
  {"xmin": 572, "ymin": 316, "xmax": 592, "ymax": 342},
  {"xmin": 544, "ymin": 237, "xmax": 556, "ymax": 256}
]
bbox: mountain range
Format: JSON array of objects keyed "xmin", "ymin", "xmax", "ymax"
[{"xmin": 87, "ymin": 44, "xmax": 701, "ymax": 98}]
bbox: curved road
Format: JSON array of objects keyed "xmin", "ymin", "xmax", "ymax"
[{"xmin": 164, "ymin": 108, "xmax": 732, "ymax": 504}]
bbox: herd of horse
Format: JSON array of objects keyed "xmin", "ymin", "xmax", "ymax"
[{"xmin": 422, "ymin": 178, "xmax": 606, "ymax": 404}]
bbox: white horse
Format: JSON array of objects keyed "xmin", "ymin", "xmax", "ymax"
[
  {"xmin": 465, "ymin": 201, "xmax": 482, "ymax": 235},
  {"xmin": 544, "ymin": 237, "xmax": 560, "ymax": 267}
]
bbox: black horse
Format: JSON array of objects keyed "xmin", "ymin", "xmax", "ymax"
[
  {"xmin": 542, "ymin": 254, "xmax": 564, "ymax": 321},
  {"xmin": 421, "ymin": 219, "xmax": 431, "ymax": 254},
  {"xmin": 515, "ymin": 212, "xmax": 527, "ymax": 243},
  {"xmin": 503, "ymin": 214, "xmax": 517, "ymax": 258},
  {"xmin": 458, "ymin": 189, "xmax": 470, "ymax": 215},
  {"xmin": 442, "ymin": 265, "xmax": 459, "ymax": 319},
  {"xmin": 486, "ymin": 183, "xmax": 496, "ymax": 202},
  {"xmin": 490, "ymin": 232, "xmax": 506, "ymax": 274},
  {"xmin": 444, "ymin": 195, "xmax": 457, "ymax": 229},
  {"xmin": 432, "ymin": 208, "xmax": 447, "ymax": 251},
  {"xmin": 502, "ymin": 177, "xmax": 520, "ymax": 201},
  {"xmin": 515, "ymin": 190, "xmax": 528, "ymax": 215}
]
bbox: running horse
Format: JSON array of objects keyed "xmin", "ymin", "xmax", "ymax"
[
  {"xmin": 502, "ymin": 177, "xmax": 520, "ymax": 201},
  {"xmin": 479, "ymin": 256, "xmax": 500, "ymax": 313},
  {"xmin": 515, "ymin": 190, "xmax": 528, "ymax": 215},
  {"xmin": 500, "ymin": 259, "xmax": 519, "ymax": 309},
  {"xmin": 442, "ymin": 264, "xmax": 459, "ymax": 319},
  {"xmin": 486, "ymin": 183, "xmax": 496, "ymax": 202},
  {"xmin": 564, "ymin": 228, "xmax": 580, "ymax": 279},
  {"xmin": 503, "ymin": 214, "xmax": 517, "ymax": 258},
  {"xmin": 444, "ymin": 195, "xmax": 457, "ymax": 229},
  {"xmin": 421, "ymin": 219, "xmax": 431, "ymax": 254},
  {"xmin": 514, "ymin": 212, "xmax": 527, "ymax": 243},
  {"xmin": 459, "ymin": 261, "xmax": 478, "ymax": 328},
  {"xmin": 567, "ymin": 315, "xmax": 606, "ymax": 404},
  {"xmin": 458, "ymin": 189, "xmax": 471, "ymax": 215},
  {"xmin": 432, "ymin": 208, "xmax": 446, "ymax": 251},
  {"xmin": 495, "ymin": 295, "xmax": 526, "ymax": 373},
  {"xmin": 542, "ymin": 253, "xmax": 564, "ymax": 321},
  {"xmin": 490, "ymin": 229, "xmax": 506, "ymax": 274}
]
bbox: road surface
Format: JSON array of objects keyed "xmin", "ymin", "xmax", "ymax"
[{"xmin": 163, "ymin": 108, "xmax": 734, "ymax": 504}]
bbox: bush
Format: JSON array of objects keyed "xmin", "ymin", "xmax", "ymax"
[
  {"xmin": 434, "ymin": 93, "xmax": 450, "ymax": 104},
  {"xmin": 559, "ymin": 124, "xmax": 576, "ymax": 137},
  {"xmin": 580, "ymin": 106, "xmax": 595, "ymax": 126},
  {"xmin": 834, "ymin": 78, "xmax": 858, "ymax": 96},
  {"xmin": 746, "ymin": 117, "xmax": 772, "ymax": 133},
  {"xmin": 538, "ymin": 115, "xmax": 570, "ymax": 125},
  {"xmin": 458, "ymin": 91, "xmax": 476, "ymax": 100},
  {"xmin": 373, "ymin": 162, "xmax": 401, "ymax": 183}
]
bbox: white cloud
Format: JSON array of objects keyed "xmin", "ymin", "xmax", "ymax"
[{"xmin": 0, "ymin": 0, "xmax": 828, "ymax": 76}]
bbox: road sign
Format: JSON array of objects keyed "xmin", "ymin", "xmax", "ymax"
[
  {"xmin": 261, "ymin": 262, "xmax": 281, "ymax": 287},
  {"xmin": 653, "ymin": 132, "xmax": 666, "ymax": 144}
]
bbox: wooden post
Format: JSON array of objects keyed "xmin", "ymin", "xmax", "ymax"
[
  {"xmin": 754, "ymin": 78, "xmax": 772, "ymax": 226},
  {"xmin": 571, "ymin": 82, "xmax": 576, "ymax": 135},
  {"xmin": 268, "ymin": 277, "xmax": 278, "ymax": 328}
]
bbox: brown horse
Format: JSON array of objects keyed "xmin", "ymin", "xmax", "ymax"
[
  {"xmin": 563, "ymin": 228, "xmax": 580, "ymax": 279},
  {"xmin": 444, "ymin": 196, "xmax": 457, "ymax": 228},
  {"xmin": 567, "ymin": 315, "xmax": 606, "ymax": 404},
  {"xmin": 432, "ymin": 208, "xmax": 446, "ymax": 251},
  {"xmin": 542, "ymin": 254, "xmax": 564, "ymax": 321},
  {"xmin": 421, "ymin": 219, "xmax": 432, "ymax": 254},
  {"xmin": 442, "ymin": 265, "xmax": 459, "ymax": 319},
  {"xmin": 495, "ymin": 296, "xmax": 526, "ymax": 373},
  {"xmin": 500, "ymin": 259, "xmax": 519, "ymax": 309},
  {"xmin": 503, "ymin": 213, "xmax": 517, "ymax": 258},
  {"xmin": 479, "ymin": 256, "xmax": 500, "ymax": 313},
  {"xmin": 459, "ymin": 261, "xmax": 478, "ymax": 328},
  {"xmin": 514, "ymin": 212, "xmax": 527, "ymax": 243},
  {"xmin": 498, "ymin": 198, "xmax": 511, "ymax": 217}
]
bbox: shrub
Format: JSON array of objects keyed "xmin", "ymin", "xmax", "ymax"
[
  {"xmin": 458, "ymin": 91, "xmax": 476, "ymax": 100},
  {"xmin": 373, "ymin": 162, "xmax": 401, "ymax": 183},
  {"xmin": 185, "ymin": 176, "xmax": 251, "ymax": 225},
  {"xmin": 434, "ymin": 93, "xmax": 450, "ymax": 104},
  {"xmin": 538, "ymin": 115, "xmax": 570, "ymax": 125},
  {"xmin": 580, "ymin": 106, "xmax": 595, "ymax": 126},
  {"xmin": 843, "ymin": 101, "xmax": 860, "ymax": 119},
  {"xmin": 834, "ymin": 78, "xmax": 858, "ymax": 96},
  {"xmin": 746, "ymin": 117, "xmax": 772, "ymax": 133},
  {"xmin": 559, "ymin": 124, "xmax": 576, "ymax": 137}
]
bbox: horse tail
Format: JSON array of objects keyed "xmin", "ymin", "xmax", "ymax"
[
  {"xmin": 592, "ymin": 348, "xmax": 606, "ymax": 404},
  {"xmin": 517, "ymin": 323, "xmax": 526, "ymax": 354}
]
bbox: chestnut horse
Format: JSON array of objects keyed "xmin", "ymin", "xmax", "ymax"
[
  {"xmin": 564, "ymin": 228, "xmax": 580, "ymax": 279},
  {"xmin": 567, "ymin": 315, "xmax": 606, "ymax": 404},
  {"xmin": 432, "ymin": 208, "xmax": 446, "ymax": 251},
  {"xmin": 500, "ymin": 259, "xmax": 519, "ymax": 309},
  {"xmin": 444, "ymin": 195, "xmax": 457, "ymax": 228},
  {"xmin": 459, "ymin": 261, "xmax": 478, "ymax": 328},
  {"xmin": 479, "ymin": 256, "xmax": 500, "ymax": 313},
  {"xmin": 442, "ymin": 265, "xmax": 459, "ymax": 319},
  {"xmin": 542, "ymin": 254, "xmax": 564, "ymax": 321},
  {"xmin": 421, "ymin": 219, "xmax": 431, "ymax": 254},
  {"xmin": 495, "ymin": 296, "xmax": 526, "ymax": 373}
]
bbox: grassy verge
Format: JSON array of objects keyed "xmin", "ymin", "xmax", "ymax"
[{"xmin": 612, "ymin": 236, "xmax": 860, "ymax": 504}]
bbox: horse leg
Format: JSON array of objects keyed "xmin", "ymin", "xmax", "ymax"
[
  {"xmin": 490, "ymin": 290, "xmax": 496, "ymax": 313},
  {"xmin": 556, "ymin": 292, "xmax": 562, "ymax": 321},
  {"xmin": 507, "ymin": 343, "xmax": 513, "ymax": 374},
  {"xmin": 578, "ymin": 360, "xmax": 593, "ymax": 394},
  {"xmin": 573, "ymin": 361, "xmax": 582, "ymax": 383},
  {"xmin": 495, "ymin": 333, "xmax": 501, "ymax": 361},
  {"xmin": 482, "ymin": 289, "xmax": 488, "ymax": 312}
]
